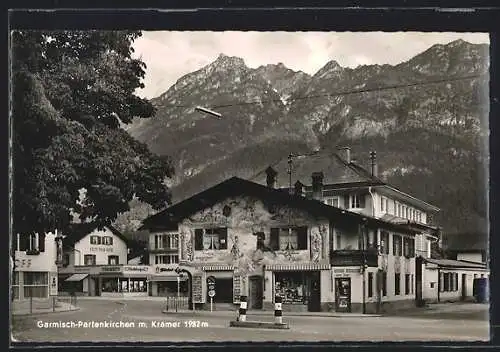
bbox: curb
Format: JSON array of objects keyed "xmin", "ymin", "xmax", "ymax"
[
  {"xmin": 13, "ymin": 307, "xmax": 80, "ymax": 317},
  {"xmin": 229, "ymin": 320, "xmax": 290, "ymax": 329}
]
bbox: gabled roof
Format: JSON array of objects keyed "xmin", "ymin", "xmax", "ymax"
[
  {"xmin": 250, "ymin": 151, "xmax": 439, "ymax": 212},
  {"xmin": 251, "ymin": 151, "xmax": 384, "ymax": 187},
  {"xmin": 63, "ymin": 223, "xmax": 130, "ymax": 248},
  {"xmin": 139, "ymin": 176, "xmax": 419, "ymax": 235}
]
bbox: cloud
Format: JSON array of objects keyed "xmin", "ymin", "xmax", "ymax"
[{"xmin": 132, "ymin": 31, "xmax": 489, "ymax": 99}]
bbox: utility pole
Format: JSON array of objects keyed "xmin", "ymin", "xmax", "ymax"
[
  {"xmin": 361, "ymin": 224, "xmax": 367, "ymax": 314},
  {"xmin": 287, "ymin": 153, "xmax": 293, "ymax": 195}
]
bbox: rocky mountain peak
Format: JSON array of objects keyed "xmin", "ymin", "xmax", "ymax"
[
  {"xmin": 314, "ymin": 60, "xmax": 344, "ymax": 79},
  {"xmin": 212, "ymin": 53, "xmax": 247, "ymax": 69}
]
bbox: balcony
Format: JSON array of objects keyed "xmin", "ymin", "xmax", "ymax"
[
  {"xmin": 149, "ymin": 247, "xmax": 179, "ymax": 254},
  {"xmin": 330, "ymin": 249, "xmax": 378, "ymax": 267}
]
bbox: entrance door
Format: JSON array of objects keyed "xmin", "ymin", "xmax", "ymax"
[
  {"xmin": 461, "ymin": 274, "xmax": 467, "ymax": 300},
  {"xmin": 249, "ymin": 276, "xmax": 263, "ymax": 309},
  {"xmin": 308, "ymin": 271, "xmax": 321, "ymax": 312},
  {"xmin": 335, "ymin": 277, "xmax": 351, "ymax": 312}
]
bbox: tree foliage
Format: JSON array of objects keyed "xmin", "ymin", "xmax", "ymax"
[{"xmin": 12, "ymin": 31, "xmax": 174, "ymax": 235}]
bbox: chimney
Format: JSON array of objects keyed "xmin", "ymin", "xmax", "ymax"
[
  {"xmin": 311, "ymin": 172, "xmax": 324, "ymax": 201},
  {"xmin": 294, "ymin": 180, "xmax": 305, "ymax": 197},
  {"xmin": 265, "ymin": 167, "xmax": 278, "ymax": 188},
  {"xmin": 369, "ymin": 151, "xmax": 378, "ymax": 177},
  {"xmin": 338, "ymin": 147, "xmax": 351, "ymax": 164}
]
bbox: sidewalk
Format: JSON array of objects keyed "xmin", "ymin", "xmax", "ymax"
[
  {"xmin": 12, "ymin": 300, "xmax": 79, "ymax": 316},
  {"xmin": 160, "ymin": 309, "xmax": 380, "ymax": 318}
]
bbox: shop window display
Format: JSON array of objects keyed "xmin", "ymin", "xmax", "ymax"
[{"xmin": 274, "ymin": 272, "xmax": 308, "ymax": 304}]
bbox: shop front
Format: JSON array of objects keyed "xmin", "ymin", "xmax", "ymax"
[
  {"xmin": 148, "ymin": 264, "xmax": 190, "ymax": 297},
  {"xmin": 99, "ymin": 265, "xmax": 151, "ymax": 297},
  {"xmin": 264, "ymin": 263, "xmax": 331, "ymax": 312},
  {"xmin": 58, "ymin": 266, "xmax": 98, "ymax": 296}
]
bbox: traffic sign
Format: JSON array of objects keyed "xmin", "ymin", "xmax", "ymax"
[{"xmin": 208, "ymin": 290, "xmax": 215, "ymax": 298}]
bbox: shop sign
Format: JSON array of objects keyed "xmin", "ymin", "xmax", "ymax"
[
  {"xmin": 101, "ymin": 266, "xmax": 122, "ymax": 273},
  {"xmin": 124, "ymin": 266, "xmax": 150, "ymax": 273},
  {"xmin": 154, "ymin": 264, "xmax": 181, "ymax": 274},
  {"xmin": 74, "ymin": 266, "xmax": 91, "ymax": 273},
  {"xmin": 90, "ymin": 247, "xmax": 113, "ymax": 253},
  {"xmin": 49, "ymin": 272, "xmax": 58, "ymax": 296}
]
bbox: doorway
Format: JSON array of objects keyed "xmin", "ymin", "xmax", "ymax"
[
  {"xmin": 335, "ymin": 277, "xmax": 352, "ymax": 312},
  {"xmin": 307, "ymin": 271, "xmax": 321, "ymax": 312},
  {"xmin": 461, "ymin": 273, "xmax": 467, "ymax": 300},
  {"xmin": 249, "ymin": 276, "xmax": 263, "ymax": 309}
]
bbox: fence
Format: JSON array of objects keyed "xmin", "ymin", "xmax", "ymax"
[
  {"xmin": 12, "ymin": 295, "xmax": 78, "ymax": 315},
  {"xmin": 163, "ymin": 296, "xmax": 190, "ymax": 312}
]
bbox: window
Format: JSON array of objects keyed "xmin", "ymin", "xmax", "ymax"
[
  {"xmin": 84, "ymin": 254, "xmax": 96, "ymax": 265},
  {"xmin": 194, "ymin": 228, "xmax": 228, "ymax": 250},
  {"xmin": 12, "ymin": 272, "xmax": 20, "ymax": 299},
  {"xmin": 155, "ymin": 255, "xmax": 179, "ymax": 264},
  {"xmin": 154, "ymin": 233, "xmax": 179, "ymax": 249},
  {"xmin": 18, "ymin": 233, "xmax": 45, "ymax": 252},
  {"xmin": 108, "ymin": 255, "xmax": 119, "ymax": 265},
  {"xmin": 368, "ymin": 272, "xmax": 374, "ymax": 298},
  {"xmin": 103, "ymin": 236, "xmax": 113, "ymax": 245},
  {"xmin": 395, "ymin": 273, "xmax": 401, "ymax": 295},
  {"xmin": 90, "ymin": 236, "xmax": 101, "ymax": 245},
  {"xmin": 393, "ymin": 235, "xmax": 402, "ymax": 256},
  {"xmin": 23, "ymin": 272, "xmax": 48, "ymax": 298},
  {"xmin": 380, "ymin": 197, "xmax": 385, "ymax": 212},
  {"xmin": 405, "ymin": 274, "xmax": 410, "ymax": 295},
  {"xmin": 63, "ymin": 254, "xmax": 70, "ymax": 266},
  {"xmin": 336, "ymin": 232, "xmax": 342, "ymax": 250},
  {"xmin": 380, "ymin": 231, "xmax": 390, "ymax": 254},
  {"xmin": 403, "ymin": 237, "xmax": 415, "ymax": 258},
  {"xmin": 350, "ymin": 194, "xmax": 365, "ymax": 209},
  {"xmin": 405, "ymin": 207, "xmax": 409, "ymax": 219},
  {"xmin": 443, "ymin": 273, "xmax": 450, "ymax": 292},
  {"xmin": 397, "ymin": 203, "xmax": 402, "ymax": 217},
  {"xmin": 270, "ymin": 227, "xmax": 308, "ymax": 251},
  {"xmin": 454, "ymin": 273, "xmax": 459, "ymax": 291},
  {"xmin": 325, "ymin": 197, "xmax": 339, "ymax": 207},
  {"xmin": 275, "ymin": 271, "xmax": 308, "ymax": 304}
]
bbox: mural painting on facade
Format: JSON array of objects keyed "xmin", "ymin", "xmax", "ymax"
[{"xmin": 180, "ymin": 197, "xmax": 329, "ymax": 273}]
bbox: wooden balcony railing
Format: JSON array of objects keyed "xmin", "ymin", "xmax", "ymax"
[{"xmin": 330, "ymin": 249, "xmax": 379, "ymax": 267}]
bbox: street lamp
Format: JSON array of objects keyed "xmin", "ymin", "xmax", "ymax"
[{"xmin": 194, "ymin": 106, "xmax": 223, "ymax": 119}]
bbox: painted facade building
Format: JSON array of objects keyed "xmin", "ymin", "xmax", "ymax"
[
  {"xmin": 141, "ymin": 177, "xmax": 420, "ymax": 313},
  {"xmin": 252, "ymin": 148, "xmax": 442, "ymax": 308},
  {"xmin": 12, "ymin": 230, "xmax": 60, "ymax": 300}
]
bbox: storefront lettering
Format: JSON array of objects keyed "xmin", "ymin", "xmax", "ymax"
[
  {"xmin": 101, "ymin": 266, "xmax": 122, "ymax": 272},
  {"xmin": 14, "ymin": 258, "xmax": 32, "ymax": 269},
  {"xmin": 90, "ymin": 247, "xmax": 114, "ymax": 253},
  {"xmin": 124, "ymin": 266, "xmax": 149, "ymax": 272}
]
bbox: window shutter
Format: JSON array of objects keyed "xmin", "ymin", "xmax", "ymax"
[
  {"xmin": 38, "ymin": 233, "xmax": 46, "ymax": 252},
  {"xmin": 270, "ymin": 228, "xmax": 279, "ymax": 250},
  {"xmin": 297, "ymin": 227, "xmax": 308, "ymax": 250},
  {"xmin": 194, "ymin": 229, "xmax": 203, "ymax": 250},
  {"xmin": 218, "ymin": 228, "xmax": 228, "ymax": 250},
  {"xmin": 359, "ymin": 194, "xmax": 366, "ymax": 208}
]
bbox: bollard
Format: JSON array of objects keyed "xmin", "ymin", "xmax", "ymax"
[
  {"xmin": 274, "ymin": 296, "xmax": 283, "ymax": 324},
  {"xmin": 238, "ymin": 296, "xmax": 247, "ymax": 322}
]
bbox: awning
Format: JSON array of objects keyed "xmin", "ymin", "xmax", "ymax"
[
  {"xmin": 202, "ymin": 264, "xmax": 234, "ymax": 271},
  {"xmin": 265, "ymin": 263, "xmax": 330, "ymax": 271},
  {"xmin": 65, "ymin": 273, "xmax": 89, "ymax": 282},
  {"xmin": 148, "ymin": 276, "xmax": 189, "ymax": 282}
]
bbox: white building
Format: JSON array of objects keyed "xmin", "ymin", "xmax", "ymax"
[
  {"xmin": 12, "ymin": 231, "xmax": 60, "ymax": 299},
  {"xmin": 58, "ymin": 223, "xmax": 141, "ymax": 297}
]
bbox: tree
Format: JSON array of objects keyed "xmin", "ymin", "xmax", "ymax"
[{"xmin": 11, "ymin": 30, "xmax": 174, "ymax": 235}]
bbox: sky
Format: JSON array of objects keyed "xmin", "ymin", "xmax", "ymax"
[{"xmin": 132, "ymin": 31, "xmax": 489, "ymax": 99}]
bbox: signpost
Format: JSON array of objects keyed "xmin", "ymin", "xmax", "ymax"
[{"xmin": 207, "ymin": 276, "xmax": 216, "ymax": 312}]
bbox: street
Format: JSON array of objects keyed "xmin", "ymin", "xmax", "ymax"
[{"xmin": 12, "ymin": 299, "xmax": 489, "ymax": 342}]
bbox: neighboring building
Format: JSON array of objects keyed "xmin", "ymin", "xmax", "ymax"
[
  {"xmin": 12, "ymin": 231, "xmax": 60, "ymax": 300},
  {"xmin": 420, "ymin": 258, "xmax": 488, "ymax": 303},
  {"xmin": 252, "ymin": 147, "xmax": 442, "ymax": 306},
  {"xmin": 441, "ymin": 232, "xmax": 488, "ymax": 264},
  {"xmin": 58, "ymin": 223, "xmax": 150, "ymax": 297},
  {"xmin": 140, "ymin": 176, "xmax": 421, "ymax": 313}
]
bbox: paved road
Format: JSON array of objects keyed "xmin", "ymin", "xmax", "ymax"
[{"xmin": 12, "ymin": 299, "xmax": 490, "ymax": 343}]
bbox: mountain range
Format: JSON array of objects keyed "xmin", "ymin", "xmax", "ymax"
[{"xmin": 122, "ymin": 39, "xmax": 490, "ymax": 241}]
